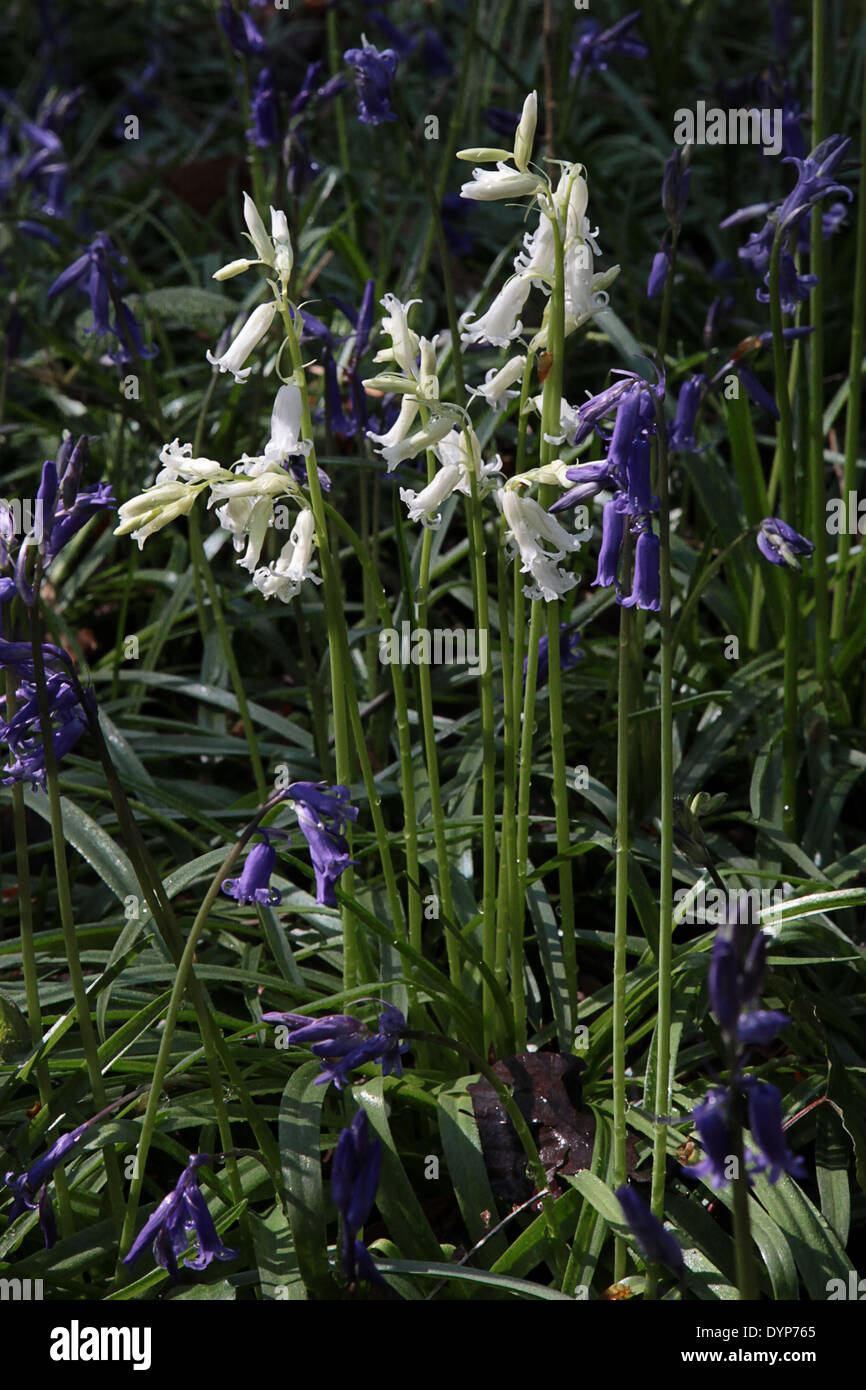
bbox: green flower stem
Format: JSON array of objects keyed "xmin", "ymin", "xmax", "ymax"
[
  {"xmin": 407, "ymin": 1029, "xmax": 570, "ymax": 1277},
  {"xmin": 188, "ymin": 508, "xmax": 268, "ymax": 805},
  {"xmin": 656, "ymin": 230, "xmax": 678, "ymax": 364},
  {"xmin": 540, "ymin": 213, "xmax": 576, "ymax": 1041},
  {"xmin": 463, "ymin": 455, "xmax": 498, "ymax": 1050},
  {"xmin": 115, "ymin": 817, "xmax": 260, "ymax": 1271},
  {"xmin": 515, "ymin": 596, "xmax": 545, "ymax": 1003},
  {"xmin": 28, "ymin": 597, "xmax": 125, "ymax": 1235},
  {"xmin": 833, "ymin": 46, "xmax": 866, "ymax": 636},
  {"xmin": 4, "ymin": 662, "xmax": 73, "ymax": 1236},
  {"xmin": 323, "ymin": 503, "xmax": 419, "ymax": 960},
  {"xmin": 728, "ymin": 1046, "xmax": 758, "ymax": 1300},
  {"xmin": 808, "ymin": 0, "xmax": 830, "ymax": 686},
  {"xmin": 507, "ymin": 354, "xmax": 537, "ymax": 1050},
  {"xmin": 279, "ymin": 304, "xmax": 359, "ymax": 986},
  {"xmin": 768, "ymin": 233, "xmax": 800, "ymax": 841},
  {"xmin": 650, "ymin": 416, "xmax": 674, "ymax": 1253},
  {"xmin": 326, "ymin": 5, "xmax": 358, "ymax": 248},
  {"xmin": 495, "ymin": 524, "xmax": 516, "ymax": 1012},
  {"xmin": 612, "ymin": 542, "xmax": 633, "ymax": 1284},
  {"xmin": 415, "ymin": 487, "xmax": 459, "ymax": 986}
]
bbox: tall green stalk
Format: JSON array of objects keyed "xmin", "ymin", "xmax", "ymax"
[
  {"xmin": 28, "ymin": 595, "xmax": 125, "ymax": 1234},
  {"xmin": 612, "ymin": 563, "xmax": 632, "ymax": 1284},
  {"xmin": 768, "ymin": 234, "xmax": 800, "ymax": 841},
  {"xmin": 834, "ymin": 44, "xmax": 866, "ymax": 634},
  {"xmin": 650, "ymin": 419, "xmax": 675, "ymax": 1242},
  {"xmin": 808, "ymin": 0, "xmax": 830, "ymax": 686},
  {"xmin": 539, "ymin": 214, "xmax": 577, "ymax": 1040}
]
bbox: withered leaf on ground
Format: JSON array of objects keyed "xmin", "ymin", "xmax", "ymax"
[{"xmin": 469, "ymin": 1052, "xmax": 638, "ymax": 1205}]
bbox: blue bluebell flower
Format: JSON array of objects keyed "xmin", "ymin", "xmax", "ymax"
[
  {"xmin": 592, "ymin": 498, "xmax": 626, "ymax": 590},
  {"xmin": 776, "ymin": 134, "xmax": 852, "ymax": 235},
  {"xmin": 755, "ymin": 248, "xmax": 817, "ymax": 316},
  {"xmin": 218, "ymin": 2, "xmax": 267, "ymax": 57},
  {"xmin": 5, "ymin": 1114, "xmax": 94, "ymax": 1247},
  {"xmin": 617, "ymin": 528, "xmax": 660, "ymax": 612},
  {"xmin": 261, "ymin": 1002, "xmax": 409, "ymax": 1090},
  {"xmin": 0, "ymin": 643, "xmax": 88, "ymax": 790},
  {"xmin": 757, "ymin": 517, "xmax": 814, "ymax": 569},
  {"xmin": 615, "ymin": 1185, "xmax": 684, "ymax": 1279},
  {"xmin": 743, "ymin": 1080, "xmax": 807, "ymax": 1184},
  {"xmin": 221, "ymin": 828, "xmax": 287, "ymax": 905},
  {"xmin": 343, "ymin": 42, "xmax": 398, "ymax": 126},
  {"xmin": 332, "ymin": 1110, "xmax": 384, "ymax": 1286},
  {"xmin": 284, "ymin": 781, "xmax": 359, "ymax": 906},
  {"xmin": 646, "ymin": 245, "xmax": 670, "ymax": 300},
  {"xmin": 668, "ymin": 374, "xmax": 706, "ymax": 453},
  {"xmin": 123, "ymin": 1154, "xmax": 238, "ymax": 1281},
  {"xmin": 662, "ymin": 147, "xmax": 691, "ymax": 231},
  {"xmin": 48, "ymin": 232, "xmax": 156, "ymax": 362},
  {"xmin": 687, "ymin": 1089, "xmax": 734, "ymax": 1189},
  {"xmin": 248, "ymin": 67, "xmax": 279, "ymax": 148},
  {"xmin": 570, "ymin": 10, "xmax": 649, "ymax": 80},
  {"xmin": 549, "ymin": 462, "xmax": 616, "ymax": 514}
]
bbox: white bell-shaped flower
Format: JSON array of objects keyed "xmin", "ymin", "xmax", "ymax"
[
  {"xmin": 399, "ymin": 463, "xmax": 463, "ymax": 527},
  {"xmin": 460, "ymin": 276, "xmax": 531, "ymax": 349},
  {"xmin": 206, "ymin": 302, "xmax": 276, "ymax": 384}
]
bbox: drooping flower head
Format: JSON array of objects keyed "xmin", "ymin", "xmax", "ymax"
[
  {"xmin": 283, "ymin": 781, "xmax": 359, "ymax": 906},
  {"xmin": 756, "ymin": 517, "xmax": 814, "ymax": 569},
  {"xmin": 343, "ymin": 41, "xmax": 399, "ymax": 126},
  {"xmin": 221, "ymin": 827, "xmax": 287, "ymax": 905},
  {"xmin": 570, "ymin": 11, "xmax": 649, "ymax": 79},
  {"xmin": 332, "ymin": 1110, "xmax": 384, "ymax": 1286},
  {"xmin": 261, "ymin": 1001, "xmax": 409, "ymax": 1090},
  {"xmin": 123, "ymin": 1154, "xmax": 238, "ymax": 1281}
]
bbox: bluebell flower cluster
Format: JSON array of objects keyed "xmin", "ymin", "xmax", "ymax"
[
  {"xmin": 570, "ymin": 10, "xmax": 649, "ymax": 80},
  {"xmin": 0, "ymin": 640, "xmax": 89, "ymax": 790},
  {"xmin": 0, "ymin": 87, "xmax": 81, "ymax": 240},
  {"xmin": 1, "ymin": 437, "xmax": 115, "ymax": 606},
  {"xmin": 48, "ymin": 231, "xmax": 157, "ymax": 365},
  {"xmin": 123, "ymin": 1154, "xmax": 238, "ymax": 1281},
  {"xmin": 686, "ymin": 913, "xmax": 806, "ymax": 1189},
  {"xmin": 261, "ymin": 1002, "xmax": 409, "ymax": 1090},
  {"xmin": 550, "ymin": 369, "xmax": 663, "ymax": 611},
  {"xmin": 343, "ymin": 42, "xmax": 399, "ymax": 126},
  {"xmin": 285, "ymin": 780, "xmax": 360, "ymax": 906},
  {"xmin": 721, "ymin": 134, "xmax": 852, "ymax": 315},
  {"xmin": 332, "ymin": 1110, "xmax": 384, "ymax": 1286}
]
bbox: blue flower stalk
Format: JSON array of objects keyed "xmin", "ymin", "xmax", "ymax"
[
  {"xmin": 332, "ymin": 1110, "xmax": 384, "ymax": 1288},
  {"xmin": 684, "ymin": 907, "xmax": 804, "ymax": 1298}
]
